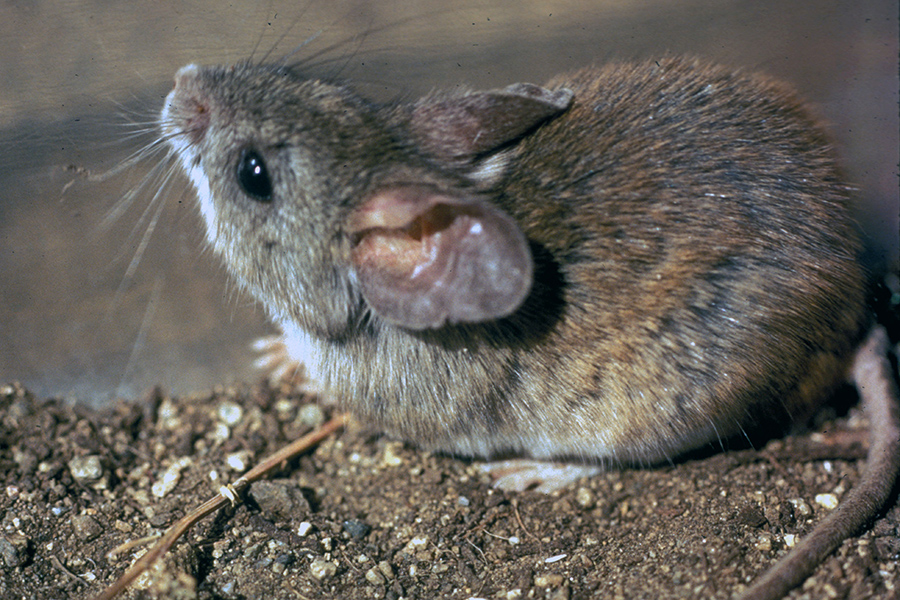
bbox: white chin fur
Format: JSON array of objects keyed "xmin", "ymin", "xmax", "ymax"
[
  {"xmin": 278, "ymin": 318, "xmax": 328, "ymax": 385},
  {"xmin": 186, "ymin": 163, "xmax": 218, "ymax": 245},
  {"xmin": 161, "ymin": 102, "xmax": 219, "ymax": 244}
]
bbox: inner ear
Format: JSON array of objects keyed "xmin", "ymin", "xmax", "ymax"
[{"xmin": 349, "ymin": 186, "xmax": 533, "ymax": 330}]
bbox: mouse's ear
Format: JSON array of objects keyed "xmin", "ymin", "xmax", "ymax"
[
  {"xmin": 410, "ymin": 84, "xmax": 574, "ymax": 162},
  {"xmin": 348, "ymin": 186, "xmax": 533, "ymax": 330}
]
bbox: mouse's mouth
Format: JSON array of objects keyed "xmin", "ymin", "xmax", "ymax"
[
  {"xmin": 160, "ymin": 106, "xmax": 217, "ymax": 246},
  {"xmin": 161, "ymin": 98, "xmax": 210, "ymax": 148},
  {"xmin": 161, "ymin": 90, "xmax": 206, "ymax": 180},
  {"xmin": 160, "ymin": 99, "xmax": 192, "ymax": 158}
]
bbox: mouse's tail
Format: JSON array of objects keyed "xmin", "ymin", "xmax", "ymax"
[{"xmin": 735, "ymin": 325, "xmax": 900, "ymax": 600}]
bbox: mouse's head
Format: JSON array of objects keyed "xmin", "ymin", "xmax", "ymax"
[{"xmin": 161, "ymin": 61, "xmax": 572, "ymax": 337}]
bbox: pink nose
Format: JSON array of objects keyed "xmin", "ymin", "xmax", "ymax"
[{"xmin": 164, "ymin": 64, "xmax": 212, "ymax": 146}]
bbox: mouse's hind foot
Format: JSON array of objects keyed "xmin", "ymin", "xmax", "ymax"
[{"xmin": 477, "ymin": 459, "xmax": 602, "ymax": 493}]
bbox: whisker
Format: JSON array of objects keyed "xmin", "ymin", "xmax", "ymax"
[
  {"xmin": 281, "ymin": 11, "xmax": 448, "ymax": 74},
  {"xmin": 327, "ymin": 23, "xmax": 375, "ymax": 80},
  {"xmin": 111, "ymin": 161, "xmax": 180, "ymax": 307},
  {"xmin": 75, "ymin": 135, "xmax": 172, "ymax": 185},
  {"xmin": 110, "ymin": 120, "xmax": 164, "ymax": 132},
  {"xmin": 97, "ymin": 149, "xmax": 173, "ymax": 233},
  {"xmin": 258, "ymin": 0, "xmax": 320, "ymax": 67},
  {"xmin": 274, "ymin": 28, "xmax": 325, "ymax": 70},
  {"xmin": 116, "ymin": 274, "xmax": 164, "ymax": 398}
]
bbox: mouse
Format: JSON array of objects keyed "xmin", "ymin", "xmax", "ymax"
[{"xmin": 159, "ymin": 55, "xmax": 899, "ymax": 600}]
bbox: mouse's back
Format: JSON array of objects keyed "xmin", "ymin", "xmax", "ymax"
[{"xmin": 483, "ymin": 56, "xmax": 866, "ymax": 459}]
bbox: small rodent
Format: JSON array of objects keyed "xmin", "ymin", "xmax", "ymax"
[{"xmin": 160, "ymin": 56, "xmax": 898, "ymax": 599}]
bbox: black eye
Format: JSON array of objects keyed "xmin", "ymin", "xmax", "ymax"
[{"xmin": 237, "ymin": 149, "xmax": 273, "ymax": 201}]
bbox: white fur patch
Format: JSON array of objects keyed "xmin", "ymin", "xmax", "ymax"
[
  {"xmin": 467, "ymin": 151, "xmax": 512, "ymax": 186},
  {"xmin": 278, "ymin": 319, "xmax": 328, "ymax": 386}
]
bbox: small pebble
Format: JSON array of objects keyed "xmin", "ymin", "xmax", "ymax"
[
  {"xmin": 249, "ymin": 481, "xmax": 310, "ymax": 522},
  {"xmin": 70, "ymin": 515, "xmax": 103, "ymax": 542},
  {"xmin": 815, "ymin": 493, "xmax": 839, "ymax": 510},
  {"xmin": 788, "ymin": 498, "xmax": 812, "ymax": 517},
  {"xmin": 377, "ymin": 560, "xmax": 393, "ymax": 579},
  {"xmin": 217, "ymin": 401, "xmax": 243, "ymax": 426},
  {"xmin": 309, "ymin": 559, "xmax": 337, "ymax": 580},
  {"xmin": 342, "ymin": 519, "xmax": 371, "ymax": 540},
  {"xmin": 0, "ymin": 535, "xmax": 31, "ymax": 568},
  {"xmin": 381, "ymin": 442, "xmax": 404, "ymax": 467},
  {"xmin": 575, "ymin": 487, "xmax": 595, "ymax": 508},
  {"xmin": 226, "ymin": 451, "xmax": 251, "ymax": 472},
  {"xmin": 404, "ymin": 535, "xmax": 429, "ymax": 555},
  {"xmin": 535, "ymin": 574, "xmax": 564, "ymax": 587},
  {"xmin": 365, "ymin": 566, "xmax": 386, "ymax": 585},
  {"xmin": 151, "ymin": 457, "xmax": 192, "ymax": 498},
  {"xmin": 298, "ymin": 404, "xmax": 325, "ymax": 428},
  {"xmin": 68, "ymin": 456, "xmax": 103, "ymax": 481}
]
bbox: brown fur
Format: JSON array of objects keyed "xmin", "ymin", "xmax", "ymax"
[
  {"xmin": 160, "ymin": 56, "xmax": 875, "ymax": 600},
  {"xmin": 162, "ymin": 56, "xmax": 865, "ymax": 465}
]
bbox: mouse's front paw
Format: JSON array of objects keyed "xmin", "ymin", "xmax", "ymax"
[
  {"xmin": 478, "ymin": 459, "xmax": 601, "ymax": 493},
  {"xmin": 252, "ymin": 334, "xmax": 312, "ymax": 389}
]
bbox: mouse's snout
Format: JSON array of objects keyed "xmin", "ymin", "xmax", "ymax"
[{"xmin": 162, "ymin": 64, "xmax": 212, "ymax": 148}]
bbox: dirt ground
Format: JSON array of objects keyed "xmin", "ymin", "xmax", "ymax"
[{"xmin": 1, "ymin": 370, "xmax": 898, "ymax": 600}]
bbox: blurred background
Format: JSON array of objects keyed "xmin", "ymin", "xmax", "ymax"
[{"xmin": 1, "ymin": 0, "xmax": 897, "ymax": 407}]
